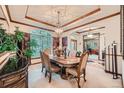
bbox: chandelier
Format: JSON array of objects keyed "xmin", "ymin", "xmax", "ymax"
[{"xmin": 55, "ymin": 11, "xmax": 63, "ymax": 35}]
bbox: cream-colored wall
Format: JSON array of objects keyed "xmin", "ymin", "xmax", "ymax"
[
  {"xmin": 61, "ymin": 9, "xmax": 122, "ymax": 75},
  {"xmin": 85, "ymin": 15, "xmax": 122, "ymax": 74},
  {"xmin": 60, "ymin": 32, "xmax": 82, "ymax": 51},
  {"xmin": 122, "ymin": 60, "xmax": 124, "ymax": 87},
  {"xmin": 68, "ymin": 33, "xmax": 82, "ymax": 51},
  {"xmin": 62, "ymin": 15, "xmax": 120, "ymax": 56}
]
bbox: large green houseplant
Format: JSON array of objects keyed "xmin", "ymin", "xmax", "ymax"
[{"xmin": 0, "ymin": 25, "xmax": 37, "ymax": 75}]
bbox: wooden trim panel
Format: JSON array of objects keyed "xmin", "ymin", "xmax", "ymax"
[
  {"xmin": 5, "ymin": 5, "xmax": 54, "ymax": 32},
  {"xmin": 0, "ymin": 17, "xmax": 6, "ymax": 20},
  {"xmin": 105, "ymin": 54, "xmax": 122, "ymax": 57},
  {"xmin": 78, "ymin": 26, "xmax": 105, "ymax": 34},
  {"xmin": 62, "ymin": 8, "xmax": 101, "ymax": 27},
  {"xmin": 105, "ymin": 70, "xmax": 122, "ymax": 76},
  {"xmin": 31, "ymin": 57, "xmax": 40, "ymax": 60},
  {"xmin": 31, "ymin": 62, "xmax": 42, "ymax": 65},
  {"xmin": 25, "ymin": 16, "xmax": 56, "ymax": 27},
  {"xmin": 64, "ymin": 12, "xmax": 120, "ymax": 32},
  {"xmin": 0, "ymin": 62, "xmax": 28, "ymax": 88},
  {"xmin": 11, "ymin": 20, "xmax": 54, "ymax": 32}
]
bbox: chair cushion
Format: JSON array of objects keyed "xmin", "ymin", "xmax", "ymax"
[
  {"xmin": 66, "ymin": 67, "xmax": 78, "ymax": 76},
  {"xmin": 51, "ymin": 64, "xmax": 61, "ymax": 72}
]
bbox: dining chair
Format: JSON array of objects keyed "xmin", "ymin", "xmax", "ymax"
[
  {"xmin": 40, "ymin": 48, "xmax": 52, "ymax": 72},
  {"xmin": 40, "ymin": 51, "xmax": 45, "ymax": 72},
  {"xmin": 66, "ymin": 51, "xmax": 89, "ymax": 88},
  {"xmin": 44, "ymin": 48, "xmax": 51, "ymax": 54},
  {"xmin": 42, "ymin": 52, "xmax": 61, "ymax": 83}
]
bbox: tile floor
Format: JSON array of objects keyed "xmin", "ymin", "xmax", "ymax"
[{"xmin": 28, "ymin": 62, "xmax": 122, "ymax": 88}]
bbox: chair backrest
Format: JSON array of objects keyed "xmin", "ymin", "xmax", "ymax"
[
  {"xmin": 44, "ymin": 48, "xmax": 51, "ymax": 55},
  {"xmin": 42, "ymin": 52, "xmax": 51, "ymax": 71},
  {"xmin": 77, "ymin": 51, "xmax": 89, "ymax": 75}
]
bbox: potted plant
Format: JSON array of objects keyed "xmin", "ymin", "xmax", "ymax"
[
  {"xmin": 0, "ymin": 25, "xmax": 37, "ymax": 75},
  {"xmin": 0, "ymin": 25, "xmax": 37, "ymax": 88}
]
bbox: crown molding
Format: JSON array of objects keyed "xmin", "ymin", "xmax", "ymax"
[
  {"xmin": 64, "ymin": 12, "xmax": 120, "ymax": 32},
  {"xmin": 62, "ymin": 8, "xmax": 101, "ymax": 27}
]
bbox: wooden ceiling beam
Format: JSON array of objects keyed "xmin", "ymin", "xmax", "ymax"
[
  {"xmin": 0, "ymin": 17, "xmax": 6, "ymax": 20},
  {"xmin": 64, "ymin": 12, "xmax": 120, "ymax": 32},
  {"xmin": 25, "ymin": 15, "xmax": 56, "ymax": 27},
  {"xmin": 77, "ymin": 26, "xmax": 105, "ymax": 34},
  {"xmin": 0, "ymin": 5, "xmax": 11, "ymax": 26},
  {"xmin": 62, "ymin": 8, "xmax": 101, "ymax": 27},
  {"xmin": 11, "ymin": 20, "xmax": 55, "ymax": 32}
]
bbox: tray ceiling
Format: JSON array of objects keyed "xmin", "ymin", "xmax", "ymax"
[{"xmin": 0, "ymin": 5, "xmax": 120, "ymax": 33}]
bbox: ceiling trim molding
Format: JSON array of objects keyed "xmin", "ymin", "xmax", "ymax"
[
  {"xmin": 25, "ymin": 16, "xmax": 57, "ymax": 28},
  {"xmin": 5, "ymin": 5, "xmax": 54, "ymax": 32},
  {"xmin": 64, "ymin": 12, "xmax": 120, "ymax": 32},
  {"xmin": 62, "ymin": 8, "xmax": 101, "ymax": 27},
  {"xmin": 0, "ymin": 5, "xmax": 10, "ymax": 26},
  {"xmin": 0, "ymin": 17, "xmax": 6, "ymax": 20},
  {"xmin": 25, "ymin": 6, "xmax": 57, "ymax": 27},
  {"xmin": 11, "ymin": 19, "xmax": 54, "ymax": 32},
  {"xmin": 77, "ymin": 26, "xmax": 105, "ymax": 34},
  {"xmin": 0, "ymin": 6, "xmax": 5, "ymax": 20}
]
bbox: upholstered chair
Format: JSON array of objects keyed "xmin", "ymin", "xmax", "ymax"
[
  {"xmin": 44, "ymin": 48, "xmax": 51, "ymax": 55},
  {"xmin": 66, "ymin": 51, "xmax": 89, "ymax": 88},
  {"xmin": 42, "ymin": 52, "xmax": 60, "ymax": 83},
  {"xmin": 40, "ymin": 51, "xmax": 45, "ymax": 72},
  {"xmin": 40, "ymin": 48, "xmax": 52, "ymax": 72}
]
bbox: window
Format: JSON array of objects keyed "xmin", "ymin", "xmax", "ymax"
[{"xmin": 30, "ymin": 30, "xmax": 52, "ymax": 58}]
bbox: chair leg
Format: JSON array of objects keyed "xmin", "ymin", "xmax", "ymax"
[
  {"xmin": 66, "ymin": 70, "xmax": 68, "ymax": 77},
  {"xmin": 41, "ymin": 65, "xmax": 44, "ymax": 72},
  {"xmin": 84, "ymin": 70, "xmax": 86, "ymax": 82},
  {"xmin": 77, "ymin": 77, "xmax": 81, "ymax": 88},
  {"xmin": 49, "ymin": 72, "xmax": 52, "ymax": 83},
  {"xmin": 45, "ymin": 70, "xmax": 47, "ymax": 77},
  {"xmin": 61, "ymin": 67, "xmax": 63, "ymax": 77}
]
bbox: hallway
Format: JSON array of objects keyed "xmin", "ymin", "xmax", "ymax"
[{"xmin": 28, "ymin": 62, "xmax": 122, "ymax": 88}]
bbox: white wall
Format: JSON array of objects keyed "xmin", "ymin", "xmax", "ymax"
[
  {"xmin": 61, "ymin": 7, "xmax": 122, "ymax": 75},
  {"xmin": 60, "ymin": 31, "xmax": 82, "ymax": 51},
  {"xmin": 82, "ymin": 15, "xmax": 122, "ymax": 74}
]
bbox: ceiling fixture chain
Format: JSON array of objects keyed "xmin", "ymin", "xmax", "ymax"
[{"xmin": 55, "ymin": 10, "xmax": 63, "ymax": 36}]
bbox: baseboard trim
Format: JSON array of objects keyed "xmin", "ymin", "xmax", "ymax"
[
  {"xmin": 105, "ymin": 70, "xmax": 122, "ymax": 76},
  {"xmin": 31, "ymin": 57, "xmax": 40, "ymax": 60},
  {"xmin": 31, "ymin": 62, "xmax": 42, "ymax": 65}
]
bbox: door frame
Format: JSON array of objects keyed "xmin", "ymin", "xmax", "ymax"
[
  {"xmin": 83, "ymin": 33, "xmax": 100, "ymax": 59},
  {"xmin": 71, "ymin": 39, "xmax": 77, "ymax": 51}
]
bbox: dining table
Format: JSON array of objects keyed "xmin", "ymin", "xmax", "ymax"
[{"xmin": 49, "ymin": 55, "xmax": 80, "ymax": 79}]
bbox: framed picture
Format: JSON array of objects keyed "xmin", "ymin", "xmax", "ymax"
[
  {"xmin": 62, "ymin": 37, "xmax": 68, "ymax": 47},
  {"xmin": 53, "ymin": 37, "xmax": 59, "ymax": 49}
]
